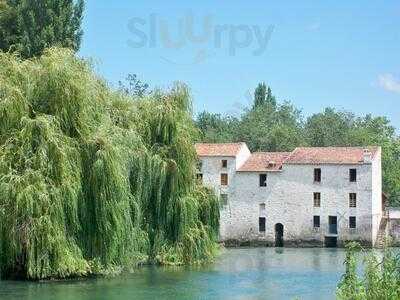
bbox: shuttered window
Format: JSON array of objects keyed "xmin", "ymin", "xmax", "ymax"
[
  {"xmin": 349, "ymin": 193, "xmax": 357, "ymax": 208},
  {"xmin": 221, "ymin": 173, "xmax": 228, "ymax": 186},
  {"xmin": 314, "ymin": 192, "xmax": 321, "ymax": 207}
]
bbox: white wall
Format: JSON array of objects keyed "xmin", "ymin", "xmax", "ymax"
[
  {"xmin": 371, "ymin": 147, "xmax": 382, "ymax": 246},
  {"xmin": 199, "ymin": 145, "xmax": 381, "ymax": 247},
  {"xmin": 221, "ymin": 163, "xmax": 375, "ymax": 246}
]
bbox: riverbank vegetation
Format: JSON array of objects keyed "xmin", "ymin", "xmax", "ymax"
[
  {"xmin": 337, "ymin": 242, "xmax": 400, "ymax": 299},
  {"xmin": 0, "ymin": 49, "xmax": 220, "ymax": 280},
  {"xmin": 197, "ymin": 83, "xmax": 400, "ymax": 205}
]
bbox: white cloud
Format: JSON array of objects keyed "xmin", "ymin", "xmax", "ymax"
[{"xmin": 378, "ymin": 73, "xmax": 400, "ymax": 94}]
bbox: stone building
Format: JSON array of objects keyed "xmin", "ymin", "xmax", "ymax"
[{"xmin": 195, "ymin": 143, "xmax": 383, "ymax": 247}]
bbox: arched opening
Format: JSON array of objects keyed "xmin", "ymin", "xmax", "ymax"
[{"xmin": 275, "ymin": 223, "xmax": 284, "ymax": 247}]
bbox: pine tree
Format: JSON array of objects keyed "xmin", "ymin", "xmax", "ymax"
[{"xmin": 0, "ymin": 0, "xmax": 84, "ymax": 58}]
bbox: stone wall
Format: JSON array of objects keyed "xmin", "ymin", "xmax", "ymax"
[
  {"xmin": 220, "ymin": 163, "xmax": 375, "ymax": 246},
  {"xmin": 199, "ymin": 146, "xmax": 381, "ymax": 248}
]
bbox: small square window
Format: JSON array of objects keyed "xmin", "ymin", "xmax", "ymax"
[
  {"xmin": 196, "ymin": 173, "xmax": 203, "ymax": 183},
  {"xmin": 313, "ymin": 216, "xmax": 320, "ymax": 228},
  {"xmin": 350, "ymin": 169, "xmax": 357, "ymax": 182},
  {"xmin": 220, "ymin": 194, "xmax": 228, "ymax": 207},
  {"xmin": 349, "ymin": 193, "xmax": 357, "ymax": 208},
  {"xmin": 259, "ymin": 174, "xmax": 267, "ymax": 187},
  {"xmin": 349, "ymin": 216, "xmax": 356, "ymax": 229},
  {"xmin": 313, "ymin": 192, "xmax": 321, "ymax": 207},
  {"xmin": 221, "ymin": 173, "xmax": 228, "ymax": 186},
  {"xmin": 314, "ymin": 168, "xmax": 321, "ymax": 182},
  {"xmin": 259, "ymin": 217, "xmax": 266, "ymax": 232},
  {"xmin": 222, "ymin": 160, "xmax": 228, "ymax": 168}
]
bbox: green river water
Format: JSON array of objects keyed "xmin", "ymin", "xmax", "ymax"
[{"xmin": 0, "ymin": 247, "xmax": 350, "ymax": 300}]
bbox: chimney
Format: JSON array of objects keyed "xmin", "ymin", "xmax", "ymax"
[{"xmin": 363, "ymin": 149, "xmax": 372, "ymax": 163}]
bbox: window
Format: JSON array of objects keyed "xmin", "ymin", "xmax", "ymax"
[
  {"xmin": 221, "ymin": 173, "xmax": 228, "ymax": 186},
  {"xmin": 313, "ymin": 216, "xmax": 320, "ymax": 228},
  {"xmin": 222, "ymin": 160, "xmax": 227, "ymax": 168},
  {"xmin": 350, "ymin": 169, "xmax": 357, "ymax": 182},
  {"xmin": 349, "ymin": 193, "xmax": 357, "ymax": 208},
  {"xmin": 196, "ymin": 173, "xmax": 203, "ymax": 182},
  {"xmin": 259, "ymin": 203, "xmax": 266, "ymax": 213},
  {"xmin": 220, "ymin": 194, "xmax": 228, "ymax": 207},
  {"xmin": 196, "ymin": 160, "xmax": 202, "ymax": 171},
  {"xmin": 259, "ymin": 174, "xmax": 267, "ymax": 187},
  {"xmin": 314, "ymin": 168, "xmax": 321, "ymax": 182},
  {"xmin": 349, "ymin": 216, "xmax": 356, "ymax": 229},
  {"xmin": 259, "ymin": 217, "xmax": 266, "ymax": 232},
  {"xmin": 313, "ymin": 192, "xmax": 321, "ymax": 207}
]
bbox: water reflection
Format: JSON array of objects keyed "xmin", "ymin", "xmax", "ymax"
[{"xmin": 0, "ymin": 248, "xmax": 352, "ymax": 300}]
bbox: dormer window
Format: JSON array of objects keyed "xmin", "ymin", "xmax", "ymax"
[{"xmin": 222, "ymin": 159, "xmax": 228, "ymax": 168}]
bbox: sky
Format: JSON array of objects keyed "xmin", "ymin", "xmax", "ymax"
[{"xmin": 79, "ymin": 1, "xmax": 400, "ymax": 129}]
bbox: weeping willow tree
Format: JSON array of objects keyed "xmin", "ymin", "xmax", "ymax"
[{"xmin": 0, "ymin": 48, "xmax": 220, "ymax": 280}]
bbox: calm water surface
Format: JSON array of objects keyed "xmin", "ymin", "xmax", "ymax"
[{"xmin": 0, "ymin": 248, "xmax": 348, "ymax": 300}]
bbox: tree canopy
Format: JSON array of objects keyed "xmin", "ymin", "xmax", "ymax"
[
  {"xmin": 0, "ymin": 48, "xmax": 219, "ymax": 280},
  {"xmin": 0, "ymin": 0, "xmax": 84, "ymax": 58}
]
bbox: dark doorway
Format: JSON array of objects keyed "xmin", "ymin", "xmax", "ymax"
[
  {"xmin": 325, "ymin": 236, "xmax": 337, "ymax": 247},
  {"xmin": 328, "ymin": 216, "xmax": 337, "ymax": 234},
  {"xmin": 275, "ymin": 223, "xmax": 284, "ymax": 247}
]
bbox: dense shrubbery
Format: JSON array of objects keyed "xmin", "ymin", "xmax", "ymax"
[
  {"xmin": 0, "ymin": 48, "xmax": 219, "ymax": 280},
  {"xmin": 337, "ymin": 242, "xmax": 400, "ymax": 299}
]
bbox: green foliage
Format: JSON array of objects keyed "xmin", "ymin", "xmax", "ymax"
[
  {"xmin": 118, "ymin": 74, "xmax": 150, "ymax": 98},
  {"xmin": 254, "ymin": 82, "xmax": 276, "ymax": 108},
  {"xmin": 304, "ymin": 108, "xmax": 354, "ymax": 146},
  {"xmin": 0, "ymin": 0, "xmax": 84, "ymax": 58},
  {"xmin": 0, "ymin": 48, "xmax": 220, "ymax": 280},
  {"xmin": 237, "ymin": 101, "xmax": 304, "ymax": 152},
  {"xmin": 337, "ymin": 243, "xmax": 400, "ymax": 299},
  {"xmin": 254, "ymin": 82, "xmax": 266, "ymax": 108},
  {"xmin": 196, "ymin": 111, "xmax": 239, "ymax": 143}
]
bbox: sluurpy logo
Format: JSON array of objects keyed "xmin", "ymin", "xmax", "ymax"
[{"xmin": 127, "ymin": 12, "xmax": 274, "ymax": 66}]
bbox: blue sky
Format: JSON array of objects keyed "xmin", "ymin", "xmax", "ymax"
[{"xmin": 79, "ymin": 1, "xmax": 400, "ymax": 129}]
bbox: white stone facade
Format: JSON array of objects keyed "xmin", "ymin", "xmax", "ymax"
[{"xmin": 196, "ymin": 143, "xmax": 383, "ymax": 247}]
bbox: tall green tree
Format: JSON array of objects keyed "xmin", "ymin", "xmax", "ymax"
[
  {"xmin": 196, "ymin": 111, "xmax": 239, "ymax": 143},
  {"xmin": 254, "ymin": 82, "xmax": 267, "ymax": 108},
  {"xmin": 0, "ymin": 0, "xmax": 84, "ymax": 58},
  {"xmin": 305, "ymin": 108, "xmax": 354, "ymax": 146},
  {"xmin": 253, "ymin": 82, "xmax": 276, "ymax": 109},
  {"xmin": 237, "ymin": 101, "xmax": 304, "ymax": 152}
]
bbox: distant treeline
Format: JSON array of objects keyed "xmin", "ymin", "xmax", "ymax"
[{"xmin": 196, "ymin": 82, "xmax": 400, "ymax": 205}]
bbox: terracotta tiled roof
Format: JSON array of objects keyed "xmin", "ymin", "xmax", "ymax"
[
  {"xmin": 195, "ymin": 143, "xmax": 245, "ymax": 157},
  {"xmin": 285, "ymin": 147, "xmax": 379, "ymax": 165},
  {"xmin": 238, "ymin": 152, "xmax": 291, "ymax": 172}
]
